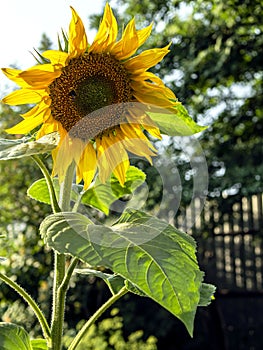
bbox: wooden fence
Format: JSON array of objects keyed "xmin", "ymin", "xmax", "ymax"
[{"xmin": 173, "ymin": 193, "xmax": 263, "ymax": 291}]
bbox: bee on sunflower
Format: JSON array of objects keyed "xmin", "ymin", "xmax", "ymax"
[{"xmin": 1, "ymin": 3, "xmax": 188, "ymax": 189}]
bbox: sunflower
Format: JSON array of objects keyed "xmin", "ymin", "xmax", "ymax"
[{"xmin": 1, "ymin": 3, "xmax": 179, "ymax": 189}]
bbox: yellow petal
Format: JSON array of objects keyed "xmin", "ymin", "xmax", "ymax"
[
  {"xmin": 19, "ymin": 68, "xmax": 61, "ymax": 89},
  {"xmin": 131, "ymin": 80, "xmax": 176, "ymax": 100},
  {"xmin": 96, "ymin": 134, "xmax": 129, "ymax": 185},
  {"xmin": 21, "ymin": 105, "xmax": 39, "ymax": 119},
  {"xmin": 76, "ymin": 142, "xmax": 97, "ymax": 190},
  {"xmin": 137, "ymin": 23, "xmax": 153, "ymax": 47},
  {"xmin": 110, "ymin": 18, "xmax": 139, "ymax": 60},
  {"xmin": 27, "ymin": 63, "xmax": 59, "ymax": 72},
  {"xmin": 52, "ymin": 134, "xmax": 74, "ymax": 182},
  {"xmin": 2, "ymin": 89, "xmax": 45, "ymax": 105},
  {"xmin": 20, "ymin": 98, "xmax": 50, "ymax": 119},
  {"xmin": 89, "ymin": 3, "xmax": 118, "ymax": 53},
  {"xmin": 42, "ymin": 50, "xmax": 69, "ymax": 66},
  {"xmin": 5, "ymin": 112, "xmax": 45, "ymax": 134},
  {"xmin": 2, "ymin": 68, "xmax": 31, "ymax": 88},
  {"xmin": 68, "ymin": 7, "xmax": 88, "ymax": 58},
  {"xmin": 103, "ymin": 134, "xmax": 129, "ymax": 186},
  {"xmin": 140, "ymin": 114, "xmax": 162, "ymax": 139},
  {"xmin": 131, "ymin": 71, "xmax": 165, "ymax": 86},
  {"xmin": 117, "ymin": 125, "xmax": 156, "ymax": 162},
  {"xmin": 134, "ymin": 90, "xmax": 174, "ymax": 108},
  {"xmin": 124, "ymin": 44, "xmax": 171, "ymax": 72},
  {"xmin": 121, "ymin": 122, "xmax": 156, "ymax": 150},
  {"xmin": 36, "ymin": 118, "xmax": 59, "ymax": 139},
  {"xmin": 132, "ymin": 81, "xmax": 176, "ymax": 108},
  {"xmin": 71, "ymin": 137, "xmax": 85, "ymax": 166},
  {"xmin": 96, "ymin": 137, "xmax": 111, "ymax": 183}
]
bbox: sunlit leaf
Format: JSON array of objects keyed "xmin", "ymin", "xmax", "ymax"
[
  {"xmin": 30, "ymin": 339, "xmax": 48, "ymax": 350},
  {"xmin": 27, "ymin": 178, "xmax": 59, "ymax": 205},
  {"xmin": 147, "ymin": 104, "xmax": 207, "ymax": 136},
  {"xmin": 0, "ymin": 323, "xmax": 32, "ymax": 350},
  {"xmin": 40, "ymin": 209, "xmax": 214, "ymax": 335}
]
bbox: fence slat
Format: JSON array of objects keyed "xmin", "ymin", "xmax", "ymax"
[{"xmin": 175, "ymin": 193, "xmax": 263, "ymax": 291}]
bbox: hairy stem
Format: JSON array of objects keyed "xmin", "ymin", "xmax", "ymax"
[
  {"xmin": 0, "ymin": 272, "xmax": 51, "ymax": 345},
  {"xmin": 50, "ymin": 162, "xmax": 75, "ymax": 350},
  {"xmin": 31, "ymin": 155, "xmax": 60, "ymax": 214},
  {"xmin": 68, "ymin": 287, "xmax": 128, "ymax": 350}
]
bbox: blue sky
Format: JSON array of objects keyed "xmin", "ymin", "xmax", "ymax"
[{"xmin": 0, "ymin": 0, "xmax": 106, "ymax": 92}]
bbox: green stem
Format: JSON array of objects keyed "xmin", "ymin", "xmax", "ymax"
[
  {"xmin": 68, "ymin": 287, "xmax": 128, "ymax": 350},
  {"xmin": 31, "ymin": 155, "xmax": 60, "ymax": 214},
  {"xmin": 72, "ymin": 191, "xmax": 85, "ymax": 213},
  {"xmin": 0, "ymin": 272, "xmax": 51, "ymax": 344},
  {"xmin": 60, "ymin": 257, "xmax": 79, "ymax": 292},
  {"xmin": 58, "ymin": 161, "xmax": 75, "ymax": 211},
  {"xmin": 50, "ymin": 162, "xmax": 75, "ymax": 350}
]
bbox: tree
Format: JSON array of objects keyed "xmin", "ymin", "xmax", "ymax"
[{"xmin": 110, "ymin": 0, "xmax": 263, "ymax": 200}]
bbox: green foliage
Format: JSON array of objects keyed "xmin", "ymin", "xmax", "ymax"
[
  {"xmin": 30, "ymin": 339, "xmax": 48, "ymax": 350},
  {"xmin": 27, "ymin": 166, "xmax": 146, "ymax": 215},
  {"xmin": 0, "ymin": 323, "xmax": 32, "ymax": 350},
  {"xmin": 0, "ymin": 10, "xmax": 218, "ymax": 349},
  {"xmin": 81, "ymin": 167, "xmax": 146, "ymax": 214},
  {"xmin": 75, "ymin": 269, "xmax": 125, "ymax": 296},
  {"xmin": 40, "ymin": 209, "xmax": 215, "ymax": 335},
  {"xmin": 0, "ymin": 322, "xmax": 47, "ymax": 350},
  {"xmin": 148, "ymin": 104, "xmax": 207, "ymax": 136},
  {"xmin": 63, "ymin": 309, "xmax": 157, "ymax": 350}
]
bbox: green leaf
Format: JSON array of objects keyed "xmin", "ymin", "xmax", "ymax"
[
  {"xmin": 198, "ymin": 283, "xmax": 216, "ymax": 306},
  {"xmin": 147, "ymin": 104, "xmax": 207, "ymax": 136},
  {"xmin": 27, "ymin": 166, "xmax": 145, "ymax": 213},
  {"xmin": 27, "ymin": 178, "xmax": 59, "ymax": 205},
  {"xmin": 75, "ymin": 268, "xmax": 125, "ymax": 295},
  {"xmin": 0, "ymin": 323, "xmax": 32, "ymax": 350},
  {"xmin": 40, "ymin": 209, "xmax": 208, "ymax": 336},
  {"xmin": 76, "ymin": 268, "xmax": 148, "ymax": 296},
  {"xmin": 81, "ymin": 166, "xmax": 146, "ymax": 215},
  {"xmin": 0, "ymin": 133, "xmax": 59, "ymax": 161},
  {"xmin": 30, "ymin": 339, "xmax": 48, "ymax": 350},
  {"xmin": 124, "ymin": 279, "xmax": 147, "ymax": 297}
]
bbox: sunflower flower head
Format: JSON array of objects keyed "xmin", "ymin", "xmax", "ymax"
[{"xmin": 1, "ymin": 3, "xmax": 182, "ymax": 189}]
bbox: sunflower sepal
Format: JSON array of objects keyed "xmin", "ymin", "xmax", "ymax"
[
  {"xmin": 30, "ymin": 48, "xmax": 50, "ymax": 65},
  {"xmin": 58, "ymin": 29, "xmax": 69, "ymax": 53}
]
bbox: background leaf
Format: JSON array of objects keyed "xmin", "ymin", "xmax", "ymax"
[
  {"xmin": 0, "ymin": 323, "xmax": 32, "ymax": 350},
  {"xmin": 81, "ymin": 166, "xmax": 146, "ymax": 214},
  {"xmin": 27, "ymin": 178, "xmax": 59, "ymax": 205},
  {"xmin": 40, "ymin": 209, "xmax": 211, "ymax": 336}
]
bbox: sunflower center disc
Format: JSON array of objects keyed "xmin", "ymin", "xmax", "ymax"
[
  {"xmin": 49, "ymin": 53, "xmax": 132, "ymax": 140},
  {"xmin": 75, "ymin": 76, "xmax": 115, "ymax": 115}
]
